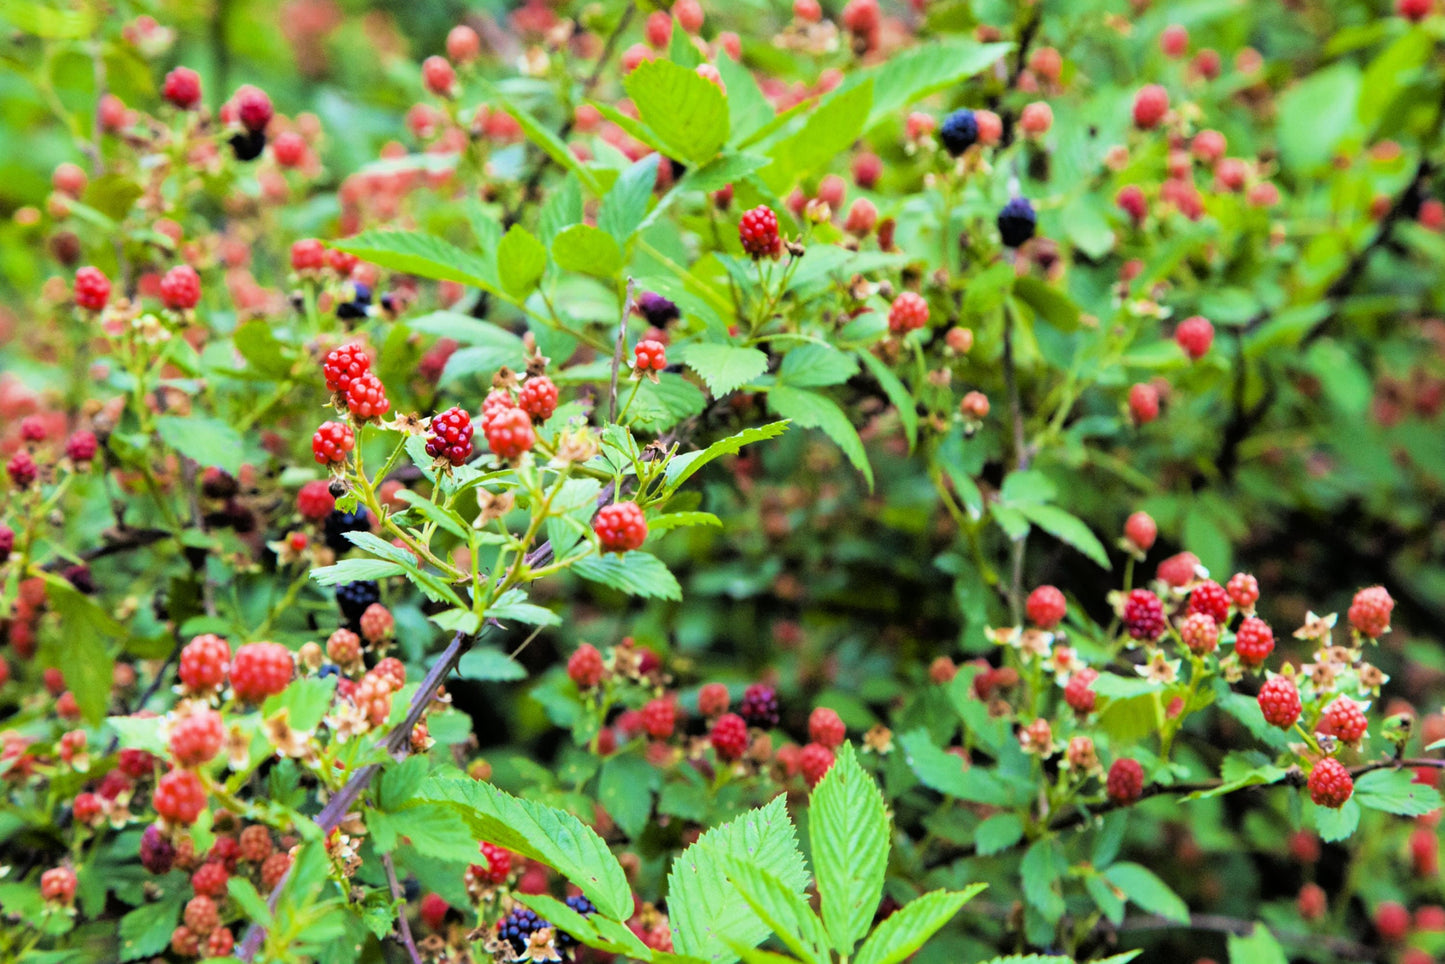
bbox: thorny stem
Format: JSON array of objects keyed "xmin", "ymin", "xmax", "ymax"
[
  {"xmin": 608, "ymin": 279, "xmax": 637, "ymax": 423},
  {"xmin": 382, "ymin": 853, "xmax": 425, "ymax": 964}
]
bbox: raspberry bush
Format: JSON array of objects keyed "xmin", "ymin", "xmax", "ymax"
[{"xmin": 2, "ymin": 3, "xmax": 1445, "ymax": 964}]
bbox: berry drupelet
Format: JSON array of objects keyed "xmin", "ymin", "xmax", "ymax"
[
  {"xmin": 498, "ymin": 907, "xmax": 549, "ymax": 954},
  {"xmin": 336, "ymin": 580, "xmax": 381, "ymax": 629},
  {"xmin": 426, "ymin": 407, "xmax": 474, "ymax": 465},
  {"xmin": 739, "ymin": 683, "xmax": 780, "ymax": 728},
  {"xmin": 324, "ymin": 508, "xmax": 371, "ymax": 553},
  {"xmin": 556, "ymin": 895, "xmax": 597, "ymax": 948},
  {"xmin": 997, "ymin": 196, "xmax": 1037, "ymax": 247},
  {"xmin": 738, "ymin": 205, "xmax": 780, "ymax": 258},
  {"xmin": 594, "ymin": 502, "xmax": 648, "ymax": 553},
  {"xmin": 938, "ymin": 108, "xmax": 979, "ymax": 155}
]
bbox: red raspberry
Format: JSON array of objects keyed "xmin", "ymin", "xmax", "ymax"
[
  {"xmin": 1376, "ymin": 901, "xmax": 1410, "ymax": 942},
  {"xmin": 40, "ymin": 866, "xmax": 77, "ymax": 904},
  {"xmin": 1319, "ymin": 696, "xmax": 1368, "ymax": 744},
  {"xmin": 447, "ymin": 24, "xmax": 481, "ymax": 62},
  {"xmin": 73, "ymin": 792, "xmax": 102, "ymax": 824},
  {"xmin": 169, "ymin": 709, "xmax": 226, "ymax": 767},
  {"xmin": 808, "ymin": 707, "xmax": 845, "ymax": 749},
  {"xmin": 296, "ymin": 479, "xmax": 335, "ymax": 520},
  {"xmin": 593, "ymin": 502, "xmax": 648, "ymax": 553},
  {"xmin": 185, "ymin": 895, "xmax": 220, "ymax": 935},
  {"xmin": 1187, "ymin": 580, "xmax": 1230, "ymax": 624},
  {"xmin": 518, "ymin": 376, "xmax": 559, "ymax": 421},
  {"xmin": 1133, "ymin": 84, "xmax": 1169, "ymax": 129},
  {"xmin": 642, "ymin": 698, "xmax": 677, "ymax": 739},
  {"xmin": 171, "ymin": 925, "xmax": 200, "ymax": 957},
  {"xmin": 1308, "ymin": 757, "xmax": 1353, "ymax": 809},
  {"xmin": 322, "ymin": 343, "xmax": 372, "ymax": 394},
  {"xmin": 1117, "ymin": 185, "xmax": 1148, "ymax": 224},
  {"xmin": 1297, "ymin": 882, "xmax": 1327, "ymax": 921},
  {"xmin": 1063, "ymin": 669, "xmax": 1098, "ymax": 714},
  {"xmin": 311, "ymin": 420, "xmax": 354, "ymax": 465},
  {"xmin": 1234, "ymin": 617, "xmax": 1275, "ymax": 667},
  {"xmin": 1106, "ymin": 757, "xmax": 1145, "ymax": 805},
  {"xmin": 634, "ymin": 339, "xmax": 668, "ymax": 372},
  {"xmin": 710, "ymin": 712, "xmax": 749, "ymax": 762},
  {"xmin": 191, "ymin": 860, "xmax": 229, "ymax": 897},
  {"xmin": 423, "ymin": 56, "xmax": 456, "ymax": 96},
  {"xmin": 7, "ymin": 451, "xmax": 37, "ymax": 488},
  {"xmin": 326, "ymin": 248, "xmax": 359, "ymax": 276},
  {"xmin": 344, "ymin": 372, "xmax": 391, "ymax": 420},
  {"xmin": 271, "ymin": 130, "xmax": 306, "ymax": 167},
  {"xmin": 74, "ymin": 266, "xmax": 111, "ymax": 311},
  {"xmin": 1347, "ymin": 585, "xmax": 1393, "ymax": 638},
  {"xmin": 359, "ymin": 604, "xmax": 393, "ymax": 643},
  {"xmin": 155, "ymin": 768, "xmax": 207, "ymax": 825},
  {"xmin": 372, "ymin": 657, "xmax": 406, "ymax": 690},
  {"xmin": 1398, "ymin": 0, "xmax": 1433, "ymax": 21},
  {"xmin": 179, "ymin": 634, "xmax": 231, "ymax": 693},
  {"xmin": 887, "ymin": 292, "xmax": 929, "ymax": 335},
  {"xmin": 800, "ymin": 742, "xmax": 835, "ymax": 787},
  {"xmin": 232, "ymin": 85, "xmax": 273, "ymax": 132},
  {"xmin": 292, "ymin": 239, "xmax": 326, "ymax": 272},
  {"xmin": 1412, "ymin": 827, "xmax": 1439, "ymax": 877},
  {"xmin": 160, "ymin": 264, "xmax": 202, "ymax": 310},
  {"xmin": 484, "ymin": 407, "xmax": 535, "ymax": 460},
  {"xmin": 1226, "ymin": 573, "xmax": 1259, "ymax": 610},
  {"xmin": 0, "ymin": 524, "xmax": 14, "ymax": 563},
  {"xmin": 1175, "ymin": 315, "xmax": 1214, "ymax": 360},
  {"xmin": 1160, "ymin": 24, "xmax": 1188, "ymax": 57},
  {"xmin": 698, "ymin": 682, "xmax": 729, "ymax": 716},
  {"xmin": 567, "ymin": 644, "xmax": 605, "ymax": 688},
  {"xmin": 1257, "ymin": 675, "xmax": 1302, "ymax": 729},
  {"xmin": 1157, "ymin": 551, "xmax": 1200, "ymax": 588},
  {"xmin": 1179, "ymin": 612, "xmax": 1220, "ymax": 655},
  {"xmin": 65, "ymin": 431, "xmax": 98, "ymax": 463},
  {"xmin": 19, "ymin": 416, "xmax": 45, "ymax": 442},
  {"xmin": 325, "ymin": 629, "xmax": 360, "ymax": 668},
  {"xmin": 426, "ymin": 407, "xmax": 474, "ymax": 465},
  {"xmin": 420, "ymin": 893, "xmax": 450, "ymax": 932},
  {"xmin": 645, "ymin": 10, "xmax": 672, "ymax": 47},
  {"xmin": 230, "ymin": 642, "xmax": 293, "ymax": 703},
  {"xmin": 209, "ymin": 836, "xmax": 241, "ymax": 872},
  {"xmin": 162, "ymin": 67, "xmax": 203, "ymax": 110},
  {"xmin": 481, "ymin": 389, "xmax": 515, "ymax": 431},
  {"xmin": 738, "ymin": 205, "xmax": 781, "ymax": 258},
  {"xmin": 1121, "ymin": 589, "xmax": 1166, "ymax": 641},
  {"xmin": 1416, "ymin": 905, "xmax": 1445, "ymax": 930},
  {"xmin": 260, "ymin": 852, "xmax": 292, "ymax": 890},
  {"xmin": 119, "ymin": 748, "xmax": 155, "ymax": 778},
  {"xmin": 207, "ymin": 928, "xmax": 234, "ymax": 958},
  {"xmin": 1128, "ymin": 383, "xmax": 1159, "ymax": 424},
  {"xmin": 1124, "ymin": 511, "xmax": 1157, "ymax": 552},
  {"xmin": 238, "ymin": 826, "xmax": 273, "ymax": 864},
  {"xmin": 477, "ymin": 842, "xmax": 512, "ymax": 884},
  {"xmin": 1026, "ymin": 585, "xmax": 1067, "ymax": 629}
]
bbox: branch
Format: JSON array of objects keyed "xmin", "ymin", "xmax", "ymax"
[
  {"xmin": 1110, "ymin": 912, "xmax": 1376, "ymax": 962},
  {"xmin": 608, "ymin": 279, "xmax": 637, "ymax": 423},
  {"xmin": 382, "ymin": 852, "xmax": 424, "ymax": 964}
]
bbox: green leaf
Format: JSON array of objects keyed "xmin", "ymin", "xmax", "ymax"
[
  {"xmin": 457, "ymin": 647, "xmax": 528, "ymax": 682},
  {"xmin": 552, "ymin": 224, "xmax": 624, "ymax": 277},
  {"xmin": 668, "ymin": 796, "xmax": 810, "ymax": 964},
  {"xmin": 1021, "ymin": 840, "xmax": 1066, "ymax": 923},
  {"xmin": 233, "ymin": 320, "xmax": 295, "ymax": 377},
  {"xmin": 810, "ymin": 744, "xmax": 889, "ymax": 955},
  {"xmin": 497, "ymin": 225, "xmax": 548, "ymax": 297},
  {"xmin": 331, "ymin": 231, "xmax": 495, "ymax": 288},
  {"xmin": 486, "ymin": 588, "xmax": 562, "ymax": 628},
  {"xmin": 376, "ymin": 756, "xmax": 431, "ymax": 811},
  {"xmin": 389, "ymin": 802, "xmax": 476, "ymax": 860},
  {"xmin": 1311, "ymin": 797, "xmax": 1361, "ymax": 842},
  {"xmin": 490, "ymin": 90, "xmax": 600, "ymax": 194},
  {"xmin": 118, "ymin": 892, "xmax": 186, "ymax": 961},
  {"xmin": 722, "ymin": 856, "xmax": 831, "ymax": 964},
  {"xmin": 767, "ymin": 386, "xmax": 872, "ymax": 488},
  {"xmin": 310, "ymin": 557, "xmax": 406, "ymax": 586},
  {"xmin": 852, "ymin": 886, "xmax": 986, "ymax": 964},
  {"xmin": 599, "ymin": 752, "xmax": 659, "ymax": 840},
  {"xmin": 624, "ymin": 59, "xmax": 730, "ymax": 164},
  {"xmin": 573, "ymin": 552, "xmax": 683, "ymax": 600},
  {"xmin": 778, "ymin": 344, "xmax": 858, "ymax": 389},
  {"xmin": 762, "ymin": 81, "xmax": 874, "ymax": 192},
  {"xmin": 1277, "ymin": 64, "xmax": 1361, "ymax": 173},
  {"xmin": 600, "ymin": 154, "xmax": 660, "ymax": 242},
  {"xmin": 42, "ymin": 577, "xmax": 118, "ymax": 724},
  {"xmin": 973, "ymin": 812, "xmax": 1024, "ymax": 856},
  {"xmin": 663, "ymin": 421, "xmax": 790, "ymax": 491},
  {"xmin": 155, "ymin": 415, "xmax": 246, "ymax": 475},
  {"xmin": 855, "ymin": 39, "xmax": 1012, "ymax": 129},
  {"xmin": 1353, "ymin": 768, "xmax": 1442, "ymax": 816},
  {"xmin": 1012, "ymin": 280, "xmax": 1081, "ymax": 333},
  {"xmin": 716, "ymin": 53, "xmax": 774, "ymax": 142},
  {"xmin": 897, "ymin": 729, "xmax": 1013, "ymax": 805},
  {"xmin": 650, "ymin": 511, "xmax": 723, "ymax": 531},
  {"xmin": 856, "ymin": 351, "xmax": 918, "ymax": 450},
  {"xmin": 682, "ymin": 343, "xmax": 770, "ymax": 397},
  {"xmin": 1103, "ymin": 862, "xmax": 1190, "ymax": 924},
  {"xmin": 632, "ymin": 373, "xmax": 709, "ymax": 432},
  {"xmin": 1226, "ymin": 925, "xmax": 1288, "ymax": 964},
  {"xmin": 1012, "ymin": 502, "xmax": 1111, "ymax": 569},
  {"xmin": 419, "ymin": 775, "xmax": 633, "ymax": 919},
  {"xmin": 226, "ymin": 877, "xmax": 274, "ymax": 929}
]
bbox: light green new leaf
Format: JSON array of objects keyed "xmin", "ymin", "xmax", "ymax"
[
  {"xmin": 600, "ymin": 154, "xmax": 660, "ymax": 242},
  {"xmin": 767, "ymin": 386, "xmax": 872, "ymax": 488},
  {"xmin": 553, "ymin": 224, "xmax": 623, "ymax": 277},
  {"xmin": 331, "ymin": 231, "xmax": 495, "ymax": 288},
  {"xmin": 498, "ymin": 225, "xmax": 547, "ymax": 297},
  {"xmin": 810, "ymin": 744, "xmax": 889, "ymax": 955},
  {"xmin": 1354, "ymin": 767, "xmax": 1445, "ymax": 816},
  {"xmin": 1276, "ymin": 64, "xmax": 1361, "ymax": 173},
  {"xmin": 682, "ymin": 343, "xmax": 769, "ymax": 397},
  {"xmin": 668, "ymin": 796, "xmax": 809, "ymax": 964},
  {"xmin": 418, "ymin": 775, "xmax": 632, "ymax": 920},
  {"xmin": 41, "ymin": 577, "xmax": 118, "ymax": 724},
  {"xmin": 1311, "ymin": 797, "xmax": 1361, "ymax": 842},
  {"xmin": 777, "ymin": 343, "xmax": 857, "ymax": 389},
  {"xmin": 762, "ymin": 81, "xmax": 873, "ymax": 192},
  {"xmin": 856, "ymin": 39, "xmax": 1012, "ymax": 129},
  {"xmin": 722, "ymin": 856, "xmax": 831, "ymax": 964},
  {"xmin": 897, "ymin": 729, "xmax": 1013, "ymax": 805},
  {"xmin": 156, "ymin": 415, "xmax": 246, "ymax": 475},
  {"xmin": 624, "ymin": 59, "xmax": 729, "ymax": 164},
  {"xmin": 851, "ymin": 886, "xmax": 985, "ymax": 964},
  {"xmin": 856, "ymin": 351, "xmax": 918, "ymax": 450},
  {"xmin": 573, "ymin": 551, "xmax": 683, "ymax": 600},
  {"xmin": 456, "ymin": 647, "xmax": 528, "ymax": 682},
  {"xmin": 663, "ymin": 421, "xmax": 790, "ymax": 491},
  {"xmin": 1226, "ymin": 925, "xmax": 1288, "ymax": 964}
]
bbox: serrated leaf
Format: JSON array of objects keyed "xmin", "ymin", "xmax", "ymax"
[
  {"xmin": 722, "ymin": 856, "xmax": 831, "ymax": 964},
  {"xmin": 600, "ymin": 154, "xmax": 660, "ymax": 242},
  {"xmin": 682, "ymin": 343, "xmax": 769, "ymax": 397},
  {"xmin": 552, "ymin": 224, "xmax": 623, "ymax": 277},
  {"xmin": 118, "ymin": 893, "xmax": 186, "ymax": 961},
  {"xmin": 457, "ymin": 647, "xmax": 527, "ymax": 682},
  {"xmin": 1311, "ymin": 797, "xmax": 1361, "ymax": 842},
  {"xmin": 331, "ymin": 231, "xmax": 495, "ymax": 288},
  {"xmin": 486, "ymin": 588, "xmax": 562, "ymax": 627},
  {"xmin": 762, "ymin": 81, "xmax": 873, "ymax": 192},
  {"xmin": 1021, "ymin": 840, "xmax": 1066, "ymax": 923},
  {"xmin": 1013, "ymin": 502, "xmax": 1111, "ymax": 569},
  {"xmin": 1103, "ymin": 862, "xmax": 1189, "ymax": 924},
  {"xmin": 155, "ymin": 415, "xmax": 246, "ymax": 475},
  {"xmin": 599, "ymin": 752, "xmax": 659, "ymax": 840},
  {"xmin": 767, "ymin": 386, "xmax": 872, "ymax": 488},
  {"xmin": 898, "ymin": 729, "xmax": 1013, "ymax": 805},
  {"xmin": 1353, "ymin": 768, "xmax": 1442, "ymax": 816},
  {"xmin": 778, "ymin": 343, "xmax": 858, "ymax": 389},
  {"xmin": 973, "ymin": 812, "xmax": 1025, "ymax": 856},
  {"xmin": 390, "ymin": 802, "xmax": 476, "ymax": 860},
  {"xmin": 669, "ymin": 796, "xmax": 810, "ymax": 964},
  {"xmin": 1226, "ymin": 925, "xmax": 1288, "ymax": 964},
  {"xmin": 852, "ymin": 886, "xmax": 986, "ymax": 964},
  {"xmin": 650, "ymin": 511, "xmax": 723, "ymax": 531},
  {"xmin": 42, "ymin": 577, "xmax": 117, "ymax": 724},
  {"xmin": 664, "ymin": 421, "xmax": 790, "ymax": 491},
  {"xmin": 573, "ymin": 551, "xmax": 682, "ymax": 600},
  {"xmin": 418, "ymin": 775, "xmax": 632, "ymax": 919},
  {"xmin": 624, "ymin": 59, "xmax": 730, "ymax": 164},
  {"xmin": 498, "ymin": 225, "xmax": 548, "ymax": 297},
  {"xmin": 854, "ymin": 39, "xmax": 1011, "ymax": 129},
  {"xmin": 811, "ymin": 744, "xmax": 889, "ymax": 955},
  {"xmin": 226, "ymin": 877, "xmax": 274, "ymax": 929},
  {"xmin": 1012, "ymin": 280, "xmax": 1081, "ymax": 333},
  {"xmin": 233, "ymin": 319, "xmax": 295, "ymax": 377},
  {"xmin": 310, "ymin": 557, "xmax": 406, "ymax": 586},
  {"xmin": 856, "ymin": 350, "xmax": 918, "ymax": 450}
]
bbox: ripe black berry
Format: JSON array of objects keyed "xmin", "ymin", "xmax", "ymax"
[
  {"xmin": 739, "ymin": 683, "xmax": 780, "ymax": 729},
  {"xmin": 939, "ymin": 109, "xmax": 979, "ymax": 155},
  {"xmin": 324, "ymin": 508, "xmax": 371, "ymax": 553},
  {"xmin": 336, "ymin": 581, "xmax": 381, "ymax": 628},
  {"xmin": 498, "ymin": 907, "xmax": 549, "ymax": 953},
  {"xmin": 336, "ymin": 283, "xmax": 373, "ymax": 320},
  {"xmin": 557, "ymin": 895, "xmax": 597, "ymax": 949},
  {"xmin": 229, "ymin": 129, "xmax": 267, "ymax": 162},
  {"xmin": 636, "ymin": 292, "xmax": 679, "ymax": 327},
  {"xmin": 997, "ymin": 196, "xmax": 1037, "ymax": 247}
]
